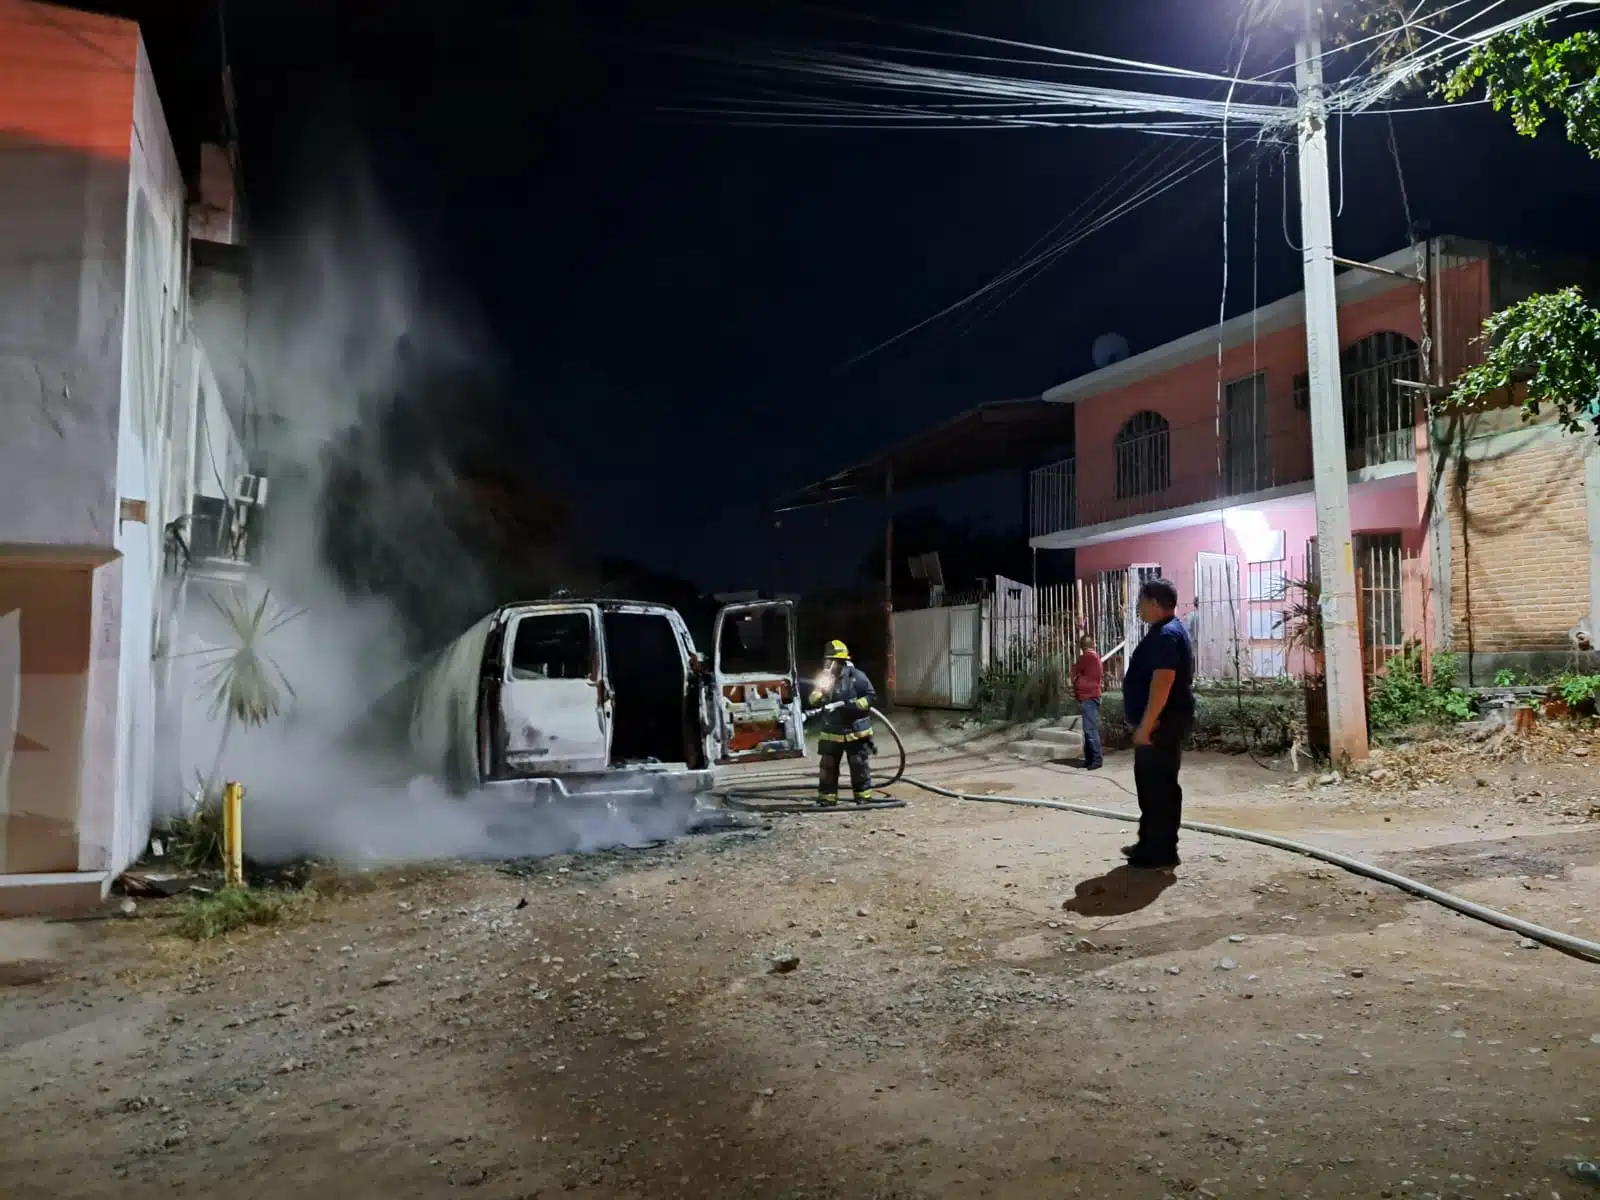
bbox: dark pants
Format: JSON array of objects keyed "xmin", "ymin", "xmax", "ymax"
[
  {"xmin": 1079, "ymin": 698, "xmax": 1102, "ymax": 767},
  {"xmin": 1133, "ymin": 717, "xmax": 1189, "ymax": 855},
  {"xmin": 818, "ymin": 740, "xmax": 872, "ymax": 799}
]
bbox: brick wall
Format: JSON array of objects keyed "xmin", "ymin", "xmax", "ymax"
[{"xmin": 1448, "ymin": 432, "xmax": 1591, "ymax": 652}]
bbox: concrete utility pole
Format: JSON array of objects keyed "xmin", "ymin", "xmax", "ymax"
[{"xmin": 1294, "ymin": 0, "xmax": 1370, "ymax": 763}]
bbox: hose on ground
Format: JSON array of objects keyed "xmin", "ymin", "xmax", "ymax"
[
  {"xmin": 717, "ymin": 707, "xmax": 1600, "ymax": 964},
  {"xmin": 717, "ymin": 701, "xmax": 909, "ymax": 814}
]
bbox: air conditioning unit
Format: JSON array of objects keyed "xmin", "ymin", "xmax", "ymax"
[{"xmin": 233, "ymin": 473, "xmax": 268, "ymax": 506}]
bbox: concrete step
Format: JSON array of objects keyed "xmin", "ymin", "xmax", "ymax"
[
  {"xmin": 1012, "ymin": 735, "xmax": 1083, "ymax": 762},
  {"xmin": 1030, "ymin": 726, "xmax": 1082, "ymax": 747},
  {"xmin": 0, "ymin": 871, "xmax": 110, "ymax": 918}
]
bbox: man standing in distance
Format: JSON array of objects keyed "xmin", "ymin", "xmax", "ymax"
[
  {"xmin": 1070, "ymin": 633, "xmax": 1103, "ymax": 770},
  {"xmin": 1120, "ymin": 578, "xmax": 1194, "ymax": 869}
]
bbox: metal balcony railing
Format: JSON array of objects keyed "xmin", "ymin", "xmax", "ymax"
[
  {"xmin": 1029, "ymin": 459, "xmax": 1075, "ymax": 538},
  {"xmin": 1030, "ymin": 349, "xmax": 1424, "ymax": 540}
]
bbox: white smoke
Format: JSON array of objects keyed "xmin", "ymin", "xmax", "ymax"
[{"xmin": 170, "ymin": 181, "xmax": 697, "ymax": 867}]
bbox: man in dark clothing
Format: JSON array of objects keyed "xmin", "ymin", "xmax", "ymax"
[
  {"xmin": 809, "ymin": 639, "xmax": 876, "ymax": 805},
  {"xmin": 1070, "ymin": 634, "xmax": 1104, "ymax": 770},
  {"xmin": 1120, "ymin": 578, "xmax": 1195, "ymax": 869}
]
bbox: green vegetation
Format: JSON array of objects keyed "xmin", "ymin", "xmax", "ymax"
[
  {"xmin": 1448, "ymin": 287, "xmax": 1600, "ymax": 438},
  {"xmin": 1367, "ymin": 646, "xmax": 1476, "ymax": 734},
  {"xmin": 1437, "ymin": 17, "xmax": 1600, "ymax": 439},
  {"xmin": 159, "ymin": 778, "xmax": 227, "ymax": 871},
  {"xmin": 976, "ymin": 659, "xmax": 1070, "ymax": 723},
  {"xmin": 174, "ymin": 887, "xmax": 286, "ymax": 941},
  {"xmin": 1440, "ymin": 19, "xmax": 1600, "ymax": 160},
  {"xmin": 191, "ymin": 589, "xmax": 301, "ymax": 793},
  {"xmin": 1494, "ymin": 667, "xmax": 1523, "ymax": 688},
  {"xmin": 1556, "ymin": 671, "xmax": 1600, "ymax": 713}
]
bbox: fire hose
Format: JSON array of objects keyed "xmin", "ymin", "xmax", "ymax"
[{"xmin": 713, "ymin": 706, "xmax": 1600, "ymax": 963}]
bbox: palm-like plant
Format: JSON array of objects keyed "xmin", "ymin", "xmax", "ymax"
[
  {"xmin": 1281, "ymin": 576, "xmax": 1324, "ymax": 670},
  {"xmin": 193, "ymin": 589, "xmax": 302, "ymax": 796}
]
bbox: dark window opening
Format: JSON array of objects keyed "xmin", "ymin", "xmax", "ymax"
[
  {"xmin": 601, "ymin": 611, "xmax": 690, "ymax": 766},
  {"xmin": 719, "ymin": 608, "xmax": 793, "ymax": 676},
  {"xmin": 1342, "ymin": 332, "xmax": 1421, "ymax": 467},
  {"xmin": 510, "ymin": 612, "xmax": 593, "ymax": 681}
]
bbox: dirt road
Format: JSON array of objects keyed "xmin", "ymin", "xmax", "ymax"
[{"xmin": 3, "ymin": 732, "xmax": 1598, "ymax": 1199}]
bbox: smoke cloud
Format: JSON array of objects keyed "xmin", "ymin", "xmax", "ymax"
[{"xmin": 170, "ymin": 180, "xmax": 696, "ymax": 867}]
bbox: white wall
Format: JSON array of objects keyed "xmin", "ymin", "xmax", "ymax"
[
  {"xmin": 0, "ymin": 6, "xmax": 133, "ymax": 550},
  {"xmin": 193, "ymin": 363, "xmax": 245, "ymax": 500},
  {"xmin": 94, "ymin": 36, "xmax": 194, "ymax": 875}
]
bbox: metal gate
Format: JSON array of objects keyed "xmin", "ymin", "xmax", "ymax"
[{"xmin": 892, "ymin": 604, "xmax": 982, "ymax": 709}]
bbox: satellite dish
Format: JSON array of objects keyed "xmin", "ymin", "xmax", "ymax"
[{"xmin": 1092, "ymin": 333, "xmax": 1130, "ymax": 370}]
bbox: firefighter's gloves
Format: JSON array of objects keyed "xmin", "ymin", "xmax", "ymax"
[
  {"xmin": 809, "ymin": 690, "xmax": 825, "ymax": 707},
  {"xmin": 854, "ymin": 697, "xmax": 872, "ymax": 710}
]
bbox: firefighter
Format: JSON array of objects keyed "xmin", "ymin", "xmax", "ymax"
[{"xmin": 809, "ymin": 640, "xmax": 876, "ymax": 805}]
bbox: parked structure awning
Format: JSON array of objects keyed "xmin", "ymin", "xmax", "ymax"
[{"xmin": 773, "ymin": 397, "xmax": 1073, "ymax": 512}]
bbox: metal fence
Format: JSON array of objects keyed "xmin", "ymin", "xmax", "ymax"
[
  {"xmin": 982, "ymin": 559, "xmax": 1318, "ymax": 690},
  {"xmin": 1190, "ymin": 554, "xmax": 1308, "ymax": 682},
  {"xmin": 983, "ymin": 572, "xmax": 1136, "ymax": 688}
]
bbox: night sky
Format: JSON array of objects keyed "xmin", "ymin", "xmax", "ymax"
[{"xmin": 214, "ymin": 0, "xmax": 1600, "ymax": 595}]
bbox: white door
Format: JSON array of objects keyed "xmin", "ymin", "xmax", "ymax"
[
  {"xmin": 1124, "ymin": 563, "xmax": 1163, "ymax": 652},
  {"xmin": 1194, "ymin": 552, "xmax": 1242, "ymax": 680},
  {"xmin": 712, "ymin": 600, "xmax": 805, "ymax": 764},
  {"xmin": 949, "ymin": 604, "xmax": 980, "ymax": 708},
  {"xmin": 499, "ymin": 604, "xmax": 612, "ymax": 775}
]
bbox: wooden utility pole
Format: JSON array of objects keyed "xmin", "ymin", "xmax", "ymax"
[{"xmin": 1295, "ymin": 0, "xmax": 1370, "ymax": 762}]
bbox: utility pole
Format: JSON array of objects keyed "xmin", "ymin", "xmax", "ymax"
[{"xmin": 1295, "ymin": 0, "xmax": 1369, "ymax": 763}]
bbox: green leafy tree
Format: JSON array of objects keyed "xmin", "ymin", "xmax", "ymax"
[
  {"xmin": 1439, "ymin": 18, "xmax": 1600, "ymax": 156},
  {"xmin": 1434, "ymin": 16, "xmax": 1600, "ymax": 435},
  {"xmin": 1447, "ymin": 287, "xmax": 1600, "ymax": 436}
]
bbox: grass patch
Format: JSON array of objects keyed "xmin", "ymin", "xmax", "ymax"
[{"xmin": 174, "ymin": 887, "xmax": 286, "ymax": 941}]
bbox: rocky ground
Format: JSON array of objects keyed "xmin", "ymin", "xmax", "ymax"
[{"xmin": 3, "ymin": 721, "xmax": 1599, "ymax": 1200}]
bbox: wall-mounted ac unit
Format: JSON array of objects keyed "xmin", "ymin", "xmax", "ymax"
[{"xmin": 234, "ymin": 473, "xmax": 268, "ymax": 506}]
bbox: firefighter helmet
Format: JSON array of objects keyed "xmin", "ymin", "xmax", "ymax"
[{"xmin": 824, "ymin": 639, "xmax": 850, "ymax": 661}]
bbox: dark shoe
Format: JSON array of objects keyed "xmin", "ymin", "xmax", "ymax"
[
  {"xmin": 1084, "ymin": 760, "xmax": 1102, "ymax": 771},
  {"xmin": 1120, "ymin": 842, "xmax": 1140, "ymax": 858}
]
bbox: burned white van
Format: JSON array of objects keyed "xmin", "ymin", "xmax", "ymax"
[{"xmin": 352, "ymin": 598, "xmax": 806, "ymax": 803}]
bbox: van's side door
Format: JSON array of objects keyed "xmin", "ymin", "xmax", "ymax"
[
  {"xmin": 711, "ymin": 600, "xmax": 805, "ymax": 764},
  {"xmin": 498, "ymin": 604, "xmax": 612, "ymax": 775}
]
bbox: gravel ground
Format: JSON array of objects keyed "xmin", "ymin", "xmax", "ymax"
[{"xmin": 2, "ymin": 730, "xmax": 1599, "ymax": 1200}]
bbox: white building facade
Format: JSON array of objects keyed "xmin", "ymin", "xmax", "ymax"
[{"xmin": 0, "ymin": 0, "xmax": 252, "ymax": 913}]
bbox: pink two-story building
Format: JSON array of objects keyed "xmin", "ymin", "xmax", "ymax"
[
  {"xmin": 1028, "ymin": 237, "xmax": 1504, "ymax": 680},
  {"xmin": 780, "ymin": 235, "xmax": 1599, "ymax": 699}
]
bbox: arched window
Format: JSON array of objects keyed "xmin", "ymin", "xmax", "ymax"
[
  {"xmin": 1342, "ymin": 332, "xmax": 1421, "ymax": 465},
  {"xmin": 1114, "ymin": 410, "xmax": 1170, "ymax": 500}
]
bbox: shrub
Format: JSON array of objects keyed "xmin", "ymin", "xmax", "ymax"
[
  {"xmin": 977, "ymin": 660, "xmax": 1070, "ymax": 723},
  {"xmin": 1367, "ymin": 644, "xmax": 1476, "ymax": 734},
  {"xmin": 1556, "ymin": 672, "xmax": 1600, "ymax": 715},
  {"xmin": 1191, "ymin": 694, "xmax": 1299, "ymax": 753},
  {"xmin": 1089, "ymin": 691, "xmax": 1298, "ymax": 754}
]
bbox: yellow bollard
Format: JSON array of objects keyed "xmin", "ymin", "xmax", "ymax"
[{"xmin": 223, "ymin": 781, "xmax": 245, "ymax": 888}]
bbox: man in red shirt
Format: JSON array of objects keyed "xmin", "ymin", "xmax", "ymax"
[{"xmin": 1070, "ymin": 633, "xmax": 1104, "ymax": 770}]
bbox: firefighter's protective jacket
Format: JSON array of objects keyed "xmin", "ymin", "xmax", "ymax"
[{"xmin": 811, "ymin": 663, "xmax": 876, "ymax": 744}]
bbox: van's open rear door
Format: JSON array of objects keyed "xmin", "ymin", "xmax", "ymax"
[
  {"xmin": 711, "ymin": 600, "xmax": 805, "ymax": 764},
  {"xmin": 499, "ymin": 603, "xmax": 612, "ymax": 775}
]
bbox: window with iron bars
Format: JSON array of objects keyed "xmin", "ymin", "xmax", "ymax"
[
  {"xmin": 1289, "ymin": 332, "xmax": 1420, "ymax": 467},
  {"xmin": 1113, "ymin": 411, "xmax": 1171, "ymax": 500}
]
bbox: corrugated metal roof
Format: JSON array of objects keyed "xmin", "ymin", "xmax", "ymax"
[{"xmin": 773, "ymin": 397, "xmax": 1072, "ymax": 511}]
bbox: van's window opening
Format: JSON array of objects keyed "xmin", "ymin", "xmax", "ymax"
[
  {"xmin": 718, "ymin": 608, "xmax": 792, "ymax": 676},
  {"xmin": 510, "ymin": 611, "xmax": 593, "ymax": 680}
]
